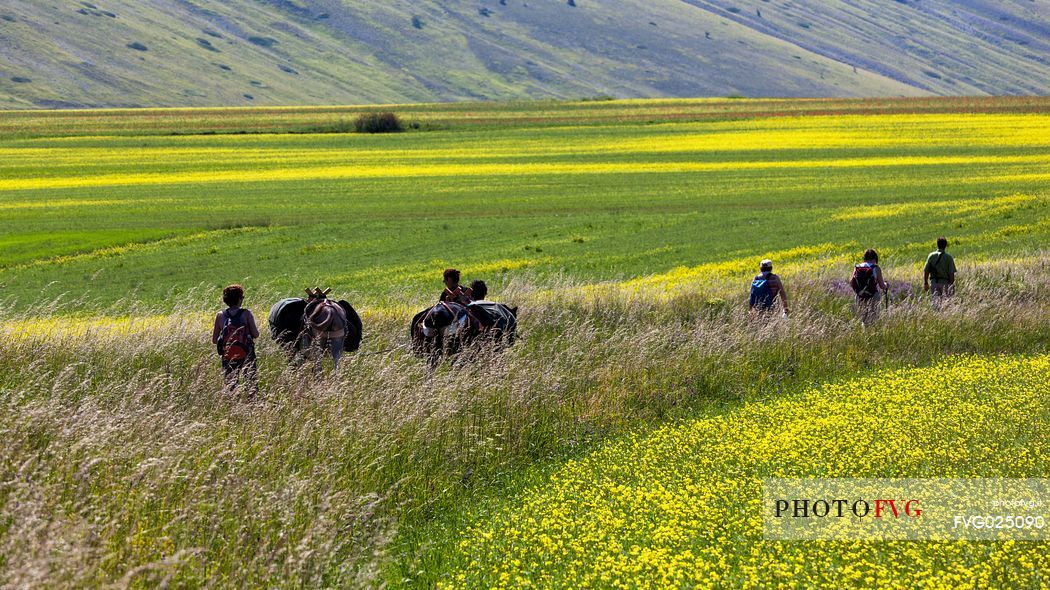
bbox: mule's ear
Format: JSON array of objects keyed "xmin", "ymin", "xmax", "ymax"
[{"xmin": 511, "ymin": 306, "xmax": 519, "ymax": 316}]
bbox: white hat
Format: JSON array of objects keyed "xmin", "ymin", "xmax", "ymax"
[{"xmin": 760, "ymin": 259, "xmax": 773, "ymax": 270}]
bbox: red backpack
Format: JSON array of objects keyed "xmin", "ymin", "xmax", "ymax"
[
  {"xmin": 220, "ymin": 309, "xmax": 252, "ymax": 362},
  {"xmin": 850, "ymin": 264, "xmax": 880, "ymax": 300}
]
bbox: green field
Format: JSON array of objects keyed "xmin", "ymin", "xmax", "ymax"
[
  {"xmin": 1, "ymin": 97, "xmax": 1048, "ymax": 311},
  {"xmin": 1, "ymin": 98, "xmax": 1048, "ymax": 588}
]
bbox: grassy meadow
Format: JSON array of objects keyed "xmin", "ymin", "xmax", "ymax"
[
  {"xmin": 0, "ymin": 97, "xmax": 1048, "ymax": 588},
  {"xmin": 1, "ymin": 97, "xmax": 1048, "ymax": 311}
]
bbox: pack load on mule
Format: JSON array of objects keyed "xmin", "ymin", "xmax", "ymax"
[
  {"xmin": 268, "ymin": 287, "xmax": 363, "ymax": 364},
  {"xmin": 465, "ymin": 300, "xmax": 518, "ymax": 342},
  {"xmin": 463, "ymin": 279, "xmax": 517, "ymax": 344},
  {"xmin": 410, "ymin": 279, "xmax": 518, "ymax": 362}
]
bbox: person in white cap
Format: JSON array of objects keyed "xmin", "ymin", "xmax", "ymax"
[{"xmin": 749, "ymin": 259, "xmax": 789, "ymax": 318}]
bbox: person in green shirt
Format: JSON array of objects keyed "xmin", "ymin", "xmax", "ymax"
[{"xmin": 923, "ymin": 237, "xmax": 957, "ymax": 305}]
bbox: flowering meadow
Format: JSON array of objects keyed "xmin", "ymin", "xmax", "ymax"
[
  {"xmin": 0, "ymin": 98, "xmax": 1048, "ymax": 587},
  {"xmin": 441, "ymin": 355, "xmax": 1049, "ymax": 589}
]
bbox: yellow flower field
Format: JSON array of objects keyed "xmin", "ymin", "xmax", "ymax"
[{"xmin": 443, "ymin": 355, "xmax": 1050, "ymax": 589}]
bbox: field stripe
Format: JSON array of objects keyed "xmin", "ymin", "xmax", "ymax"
[{"xmin": 1, "ymin": 154, "xmax": 1047, "ymax": 192}]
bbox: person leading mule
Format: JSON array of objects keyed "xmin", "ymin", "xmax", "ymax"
[{"xmin": 212, "ymin": 284, "xmax": 260, "ymax": 397}]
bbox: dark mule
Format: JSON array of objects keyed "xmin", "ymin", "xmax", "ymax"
[
  {"xmin": 269, "ymin": 288, "xmax": 362, "ymax": 365},
  {"xmin": 410, "ymin": 300, "xmax": 518, "ymax": 363}
]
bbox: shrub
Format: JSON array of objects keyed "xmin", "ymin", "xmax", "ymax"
[
  {"xmin": 196, "ymin": 38, "xmax": 219, "ymax": 52},
  {"xmin": 354, "ymin": 112, "xmax": 403, "ymax": 134},
  {"xmin": 248, "ymin": 36, "xmax": 277, "ymax": 47}
]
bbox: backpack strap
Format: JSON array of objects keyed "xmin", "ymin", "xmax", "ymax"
[{"xmin": 931, "ymin": 251, "xmax": 945, "ymax": 278}]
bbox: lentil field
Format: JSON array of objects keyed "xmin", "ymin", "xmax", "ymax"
[{"xmin": 0, "ymin": 97, "xmax": 1048, "ymax": 588}]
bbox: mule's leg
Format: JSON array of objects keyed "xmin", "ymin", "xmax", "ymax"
[
  {"xmin": 330, "ymin": 337, "xmax": 344, "ymax": 371},
  {"xmin": 311, "ymin": 336, "xmax": 326, "ymax": 376},
  {"xmin": 426, "ymin": 334, "xmax": 441, "ymax": 369}
]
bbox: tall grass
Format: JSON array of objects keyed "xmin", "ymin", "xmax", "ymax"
[{"xmin": 1, "ymin": 258, "xmax": 1047, "ymax": 587}]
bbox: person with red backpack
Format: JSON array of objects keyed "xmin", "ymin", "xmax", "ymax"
[
  {"xmin": 849, "ymin": 249, "xmax": 889, "ymax": 325},
  {"xmin": 748, "ymin": 259, "xmax": 789, "ymax": 318},
  {"xmin": 212, "ymin": 284, "xmax": 260, "ymax": 395}
]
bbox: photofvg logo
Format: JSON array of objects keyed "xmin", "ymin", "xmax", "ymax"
[
  {"xmin": 763, "ymin": 478, "xmax": 1049, "ymax": 540},
  {"xmin": 775, "ymin": 497, "xmax": 922, "ymax": 519}
]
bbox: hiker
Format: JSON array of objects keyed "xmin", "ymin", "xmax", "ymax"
[
  {"xmin": 439, "ymin": 268, "xmax": 473, "ymax": 305},
  {"xmin": 212, "ymin": 284, "xmax": 260, "ymax": 396},
  {"xmin": 466, "ymin": 279, "xmax": 496, "ymax": 327},
  {"xmin": 749, "ymin": 259, "xmax": 789, "ymax": 318},
  {"xmin": 468, "ymin": 279, "xmax": 490, "ymax": 303},
  {"xmin": 923, "ymin": 237, "xmax": 957, "ymax": 308},
  {"xmin": 850, "ymin": 249, "xmax": 889, "ymax": 325},
  {"xmin": 304, "ymin": 289, "xmax": 350, "ymax": 371}
]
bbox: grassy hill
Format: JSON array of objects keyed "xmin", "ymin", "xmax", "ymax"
[{"xmin": 1, "ymin": 0, "xmax": 1046, "ymax": 108}]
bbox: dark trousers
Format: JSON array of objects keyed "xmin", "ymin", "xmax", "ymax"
[
  {"xmin": 222, "ymin": 351, "xmax": 258, "ymax": 396},
  {"xmin": 931, "ymin": 283, "xmax": 954, "ymax": 310}
]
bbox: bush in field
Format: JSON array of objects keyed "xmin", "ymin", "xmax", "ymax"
[{"xmin": 354, "ymin": 112, "xmax": 403, "ymax": 134}]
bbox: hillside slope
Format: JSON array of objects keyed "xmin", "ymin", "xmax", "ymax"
[
  {"xmin": 0, "ymin": 0, "xmax": 1045, "ymax": 108},
  {"xmin": 679, "ymin": 0, "xmax": 1050, "ymax": 95}
]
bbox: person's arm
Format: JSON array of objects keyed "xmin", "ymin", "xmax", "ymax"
[
  {"xmin": 778, "ymin": 284, "xmax": 789, "ymax": 316},
  {"xmin": 948, "ymin": 257, "xmax": 957, "ymax": 285},
  {"xmin": 212, "ymin": 312, "xmax": 223, "ymax": 344},
  {"xmin": 246, "ymin": 310, "xmax": 261, "ymax": 340},
  {"xmin": 876, "ymin": 267, "xmax": 889, "ymax": 291},
  {"xmin": 923, "ymin": 253, "xmax": 934, "ymax": 291}
]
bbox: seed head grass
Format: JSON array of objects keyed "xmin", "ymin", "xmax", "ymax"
[{"xmin": 1, "ymin": 257, "xmax": 1047, "ymax": 587}]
